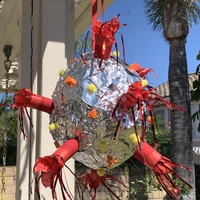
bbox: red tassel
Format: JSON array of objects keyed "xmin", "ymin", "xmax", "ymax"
[
  {"xmin": 80, "ymin": 168, "xmax": 127, "ymax": 200},
  {"xmin": 128, "ymin": 63, "xmax": 158, "ymax": 79},
  {"xmin": 92, "ymin": 0, "xmax": 105, "ymax": 50},
  {"xmin": 33, "ymin": 139, "xmax": 79, "ymax": 199},
  {"xmin": 14, "ymin": 88, "xmax": 54, "ymax": 114},
  {"xmin": 133, "ymin": 142, "xmax": 192, "ymax": 199},
  {"xmin": 93, "ymin": 14, "xmax": 123, "ymax": 60}
]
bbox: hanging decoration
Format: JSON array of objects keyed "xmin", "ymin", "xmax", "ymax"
[
  {"xmin": 4, "ymin": 1, "xmax": 193, "ymax": 200},
  {"xmin": 93, "ymin": 14, "xmax": 123, "ymax": 60},
  {"xmin": 13, "ymin": 51, "xmax": 192, "ymax": 199}
]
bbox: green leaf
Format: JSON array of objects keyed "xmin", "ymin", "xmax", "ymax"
[
  {"xmin": 196, "ymin": 64, "xmax": 200, "ymax": 75},
  {"xmin": 192, "ymin": 111, "xmax": 198, "ymax": 122},
  {"xmin": 137, "ymin": 180, "xmax": 146, "ymax": 184},
  {"xmin": 191, "ymin": 89, "xmax": 200, "ymax": 101},
  {"xmin": 196, "ymin": 51, "xmax": 200, "ymax": 61},
  {"xmin": 193, "ymin": 80, "xmax": 199, "ymax": 89},
  {"xmin": 198, "ymin": 123, "xmax": 200, "ymax": 133}
]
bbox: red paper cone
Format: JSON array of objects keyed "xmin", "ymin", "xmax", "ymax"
[
  {"xmin": 93, "ymin": 15, "xmax": 123, "ymax": 60},
  {"xmin": 14, "ymin": 88, "xmax": 54, "ymax": 114},
  {"xmin": 34, "ymin": 139, "xmax": 79, "ymax": 176},
  {"xmin": 133, "ymin": 142, "xmax": 162, "ymax": 170},
  {"xmin": 33, "ymin": 139, "xmax": 79, "ymax": 199},
  {"xmin": 94, "ymin": 35, "xmax": 113, "ymax": 60},
  {"xmin": 133, "ymin": 142, "xmax": 192, "ymax": 200}
]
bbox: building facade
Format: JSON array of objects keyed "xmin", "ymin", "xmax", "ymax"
[{"xmin": 155, "ymin": 73, "xmax": 200, "ymax": 164}]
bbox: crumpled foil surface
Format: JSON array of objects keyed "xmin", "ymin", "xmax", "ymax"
[{"xmin": 50, "ymin": 53, "xmax": 142, "ymax": 169}]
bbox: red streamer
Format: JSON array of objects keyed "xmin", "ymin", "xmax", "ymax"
[
  {"xmin": 14, "ymin": 88, "xmax": 54, "ymax": 114},
  {"xmin": 92, "ymin": 0, "xmax": 98, "ymax": 50},
  {"xmin": 34, "ymin": 139, "xmax": 79, "ymax": 199},
  {"xmin": 133, "ymin": 142, "xmax": 192, "ymax": 199},
  {"xmin": 80, "ymin": 168, "xmax": 127, "ymax": 200},
  {"xmin": 93, "ymin": 14, "xmax": 121, "ymax": 60}
]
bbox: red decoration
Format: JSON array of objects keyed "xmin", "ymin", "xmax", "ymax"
[
  {"xmin": 93, "ymin": 14, "xmax": 122, "ymax": 60},
  {"xmin": 80, "ymin": 168, "xmax": 127, "ymax": 200},
  {"xmin": 133, "ymin": 142, "xmax": 192, "ymax": 200},
  {"xmin": 34, "ymin": 139, "xmax": 79, "ymax": 199},
  {"xmin": 128, "ymin": 63, "xmax": 158, "ymax": 79},
  {"xmin": 13, "ymin": 88, "xmax": 54, "ymax": 138},
  {"xmin": 112, "ymin": 81, "xmax": 184, "ymax": 139},
  {"xmin": 14, "ymin": 88, "xmax": 54, "ymax": 114}
]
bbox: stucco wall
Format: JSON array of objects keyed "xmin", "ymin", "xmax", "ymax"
[
  {"xmin": 0, "ymin": 166, "xmax": 167, "ymax": 200},
  {"xmin": 0, "ymin": 167, "xmax": 16, "ymax": 200}
]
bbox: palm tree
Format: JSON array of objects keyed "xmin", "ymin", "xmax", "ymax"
[{"xmin": 143, "ymin": 0, "xmax": 200, "ymax": 199}]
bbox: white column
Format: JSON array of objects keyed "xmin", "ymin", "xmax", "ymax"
[{"xmin": 16, "ymin": 0, "xmax": 75, "ymax": 199}]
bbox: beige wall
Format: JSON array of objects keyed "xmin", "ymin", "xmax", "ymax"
[
  {"xmin": 1, "ymin": 166, "xmax": 168, "ymax": 200},
  {"xmin": 16, "ymin": 0, "xmax": 75, "ymax": 199},
  {"xmin": 0, "ymin": 167, "xmax": 16, "ymax": 200}
]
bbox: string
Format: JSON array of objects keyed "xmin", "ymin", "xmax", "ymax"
[
  {"xmin": 92, "ymin": 0, "xmax": 98, "ymax": 50},
  {"xmin": 92, "ymin": 0, "xmax": 105, "ymax": 50}
]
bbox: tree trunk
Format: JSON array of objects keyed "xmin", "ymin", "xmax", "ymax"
[{"xmin": 168, "ymin": 38, "xmax": 196, "ymax": 199}]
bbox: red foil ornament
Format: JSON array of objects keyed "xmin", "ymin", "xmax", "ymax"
[
  {"xmin": 93, "ymin": 14, "xmax": 121, "ymax": 60},
  {"xmin": 80, "ymin": 168, "xmax": 127, "ymax": 200},
  {"xmin": 133, "ymin": 142, "xmax": 192, "ymax": 200},
  {"xmin": 33, "ymin": 139, "xmax": 79, "ymax": 199},
  {"xmin": 14, "ymin": 88, "xmax": 54, "ymax": 114}
]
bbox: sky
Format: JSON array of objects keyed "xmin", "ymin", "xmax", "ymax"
[{"xmin": 102, "ymin": 0, "xmax": 200, "ymax": 87}]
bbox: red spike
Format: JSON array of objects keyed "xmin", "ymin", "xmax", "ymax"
[
  {"xmin": 80, "ymin": 168, "xmax": 127, "ymax": 200},
  {"xmin": 33, "ymin": 139, "xmax": 79, "ymax": 200},
  {"xmin": 133, "ymin": 142, "xmax": 192, "ymax": 199},
  {"xmin": 14, "ymin": 88, "xmax": 54, "ymax": 114}
]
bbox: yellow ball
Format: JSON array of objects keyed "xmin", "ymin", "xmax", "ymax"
[
  {"xmin": 130, "ymin": 133, "xmax": 140, "ymax": 145},
  {"xmin": 141, "ymin": 79, "xmax": 148, "ymax": 87},
  {"xmin": 49, "ymin": 123, "xmax": 59, "ymax": 131},
  {"xmin": 59, "ymin": 70, "xmax": 65, "ymax": 77},
  {"xmin": 87, "ymin": 84, "xmax": 97, "ymax": 93},
  {"xmin": 97, "ymin": 168, "xmax": 105, "ymax": 177},
  {"xmin": 113, "ymin": 51, "xmax": 120, "ymax": 57},
  {"xmin": 99, "ymin": 141, "xmax": 107, "ymax": 152}
]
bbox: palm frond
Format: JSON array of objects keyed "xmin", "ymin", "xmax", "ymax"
[
  {"xmin": 186, "ymin": 1, "xmax": 200, "ymax": 26},
  {"xmin": 143, "ymin": 0, "xmax": 165, "ymax": 31},
  {"xmin": 143, "ymin": 0, "xmax": 200, "ymax": 30}
]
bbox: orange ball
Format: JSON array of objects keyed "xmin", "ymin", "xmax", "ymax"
[
  {"xmin": 147, "ymin": 116, "xmax": 153, "ymax": 124},
  {"xmin": 113, "ymin": 158, "xmax": 118, "ymax": 164}
]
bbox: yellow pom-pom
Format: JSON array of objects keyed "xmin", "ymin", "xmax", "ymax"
[
  {"xmin": 87, "ymin": 84, "xmax": 97, "ymax": 93},
  {"xmin": 130, "ymin": 133, "xmax": 140, "ymax": 145},
  {"xmin": 97, "ymin": 168, "xmax": 105, "ymax": 177},
  {"xmin": 99, "ymin": 141, "xmax": 107, "ymax": 152},
  {"xmin": 49, "ymin": 123, "xmax": 59, "ymax": 131},
  {"xmin": 113, "ymin": 51, "xmax": 120, "ymax": 57},
  {"xmin": 141, "ymin": 79, "xmax": 148, "ymax": 87},
  {"xmin": 59, "ymin": 70, "xmax": 65, "ymax": 77}
]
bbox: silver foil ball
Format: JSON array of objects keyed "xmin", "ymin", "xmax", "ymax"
[{"xmin": 50, "ymin": 53, "xmax": 142, "ymax": 170}]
